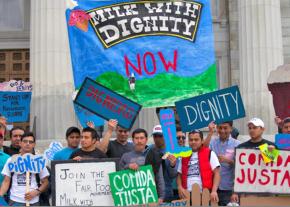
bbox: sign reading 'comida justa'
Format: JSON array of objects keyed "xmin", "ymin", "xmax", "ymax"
[{"xmin": 87, "ymin": 1, "xmax": 202, "ymax": 48}]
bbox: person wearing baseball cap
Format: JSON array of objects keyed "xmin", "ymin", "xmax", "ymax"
[
  {"xmin": 236, "ymin": 118, "xmax": 277, "ymax": 149},
  {"xmin": 147, "ymin": 124, "xmax": 178, "ymax": 202},
  {"xmin": 231, "ymin": 118, "xmax": 278, "ymax": 204}
]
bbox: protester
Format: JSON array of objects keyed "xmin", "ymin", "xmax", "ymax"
[
  {"xmin": 208, "ymin": 121, "xmax": 241, "ymax": 206},
  {"xmin": 0, "ymin": 115, "xmax": 6, "ymax": 128},
  {"xmin": 119, "ymin": 128, "xmax": 165, "ymax": 203},
  {"xmin": 70, "ymin": 127, "xmax": 107, "ymax": 160},
  {"xmin": 53, "ymin": 127, "xmax": 81, "ymax": 160},
  {"xmin": 231, "ymin": 118, "xmax": 277, "ymax": 203},
  {"xmin": 281, "ymin": 117, "xmax": 290, "ymax": 134},
  {"xmin": 0, "ymin": 132, "xmax": 49, "ymax": 206},
  {"xmin": 0, "ymin": 132, "xmax": 9, "ymax": 186},
  {"xmin": 172, "ymin": 126, "xmax": 186, "ymax": 200},
  {"xmin": 0, "ymin": 124, "xmax": 5, "ymax": 141},
  {"xmin": 86, "ymin": 119, "xmax": 118, "ymax": 154},
  {"xmin": 177, "ymin": 130, "xmax": 220, "ymax": 203},
  {"xmin": 237, "ymin": 118, "xmax": 277, "ymax": 149},
  {"xmin": 4, "ymin": 127, "xmax": 25, "ymax": 156},
  {"xmin": 104, "ymin": 125, "xmax": 133, "ymax": 158},
  {"xmin": 149, "ymin": 125, "xmax": 178, "ymax": 202},
  {"xmin": 176, "ymin": 126, "xmax": 186, "ymax": 147}
]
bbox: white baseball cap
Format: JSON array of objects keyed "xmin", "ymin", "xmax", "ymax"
[
  {"xmin": 152, "ymin": 125, "xmax": 163, "ymax": 135},
  {"xmin": 248, "ymin": 118, "xmax": 264, "ymax": 128}
]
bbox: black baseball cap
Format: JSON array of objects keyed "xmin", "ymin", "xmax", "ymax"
[{"xmin": 66, "ymin": 127, "xmax": 80, "ymax": 138}]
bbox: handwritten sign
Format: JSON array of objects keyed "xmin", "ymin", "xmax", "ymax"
[
  {"xmin": 74, "ymin": 77, "xmax": 142, "ymax": 129},
  {"xmin": 175, "ymin": 86, "xmax": 245, "ymax": 131},
  {"xmin": 0, "ymin": 80, "xmax": 32, "ymax": 92},
  {"xmin": 275, "ymin": 134, "xmax": 290, "ymax": 150},
  {"xmin": 0, "ymin": 91, "xmax": 32, "ymax": 123},
  {"xmin": 8, "ymin": 154, "xmax": 46, "ymax": 174},
  {"xmin": 234, "ymin": 149, "xmax": 290, "ymax": 194},
  {"xmin": 51, "ymin": 159, "xmax": 118, "ymax": 206},
  {"xmin": 159, "ymin": 109, "xmax": 192, "ymax": 157},
  {"xmin": 66, "ymin": 0, "xmax": 217, "ymax": 108},
  {"xmin": 44, "ymin": 142, "xmax": 63, "ymax": 161},
  {"xmin": 109, "ymin": 165, "xmax": 158, "ymax": 206}
]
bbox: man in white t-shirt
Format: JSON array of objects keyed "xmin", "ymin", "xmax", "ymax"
[
  {"xmin": 0, "ymin": 132, "xmax": 49, "ymax": 206},
  {"xmin": 177, "ymin": 130, "xmax": 220, "ymax": 203}
]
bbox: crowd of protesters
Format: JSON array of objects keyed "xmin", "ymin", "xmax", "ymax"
[{"xmin": 0, "ymin": 112, "xmax": 288, "ymax": 206}]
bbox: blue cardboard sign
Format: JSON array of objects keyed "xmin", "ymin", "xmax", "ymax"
[
  {"xmin": 74, "ymin": 104, "xmax": 104, "ymax": 127},
  {"xmin": 175, "ymin": 85, "xmax": 245, "ymax": 131},
  {"xmin": 159, "ymin": 109, "xmax": 192, "ymax": 157},
  {"xmin": 0, "ymin": 91, "xmax": 31, "ymax": 122},
  {"xmin": 74, "ymin": 77, "xmax": 142, "ymax": 129},
  {"xmin": 44, "ymin": 142, "xmax": 63, "ymax": 161},
  {"xmin": 275, "ymin": 134, "xmax": 290, "ymax": 150},
  {"xmin": 8, "ymin": 154, "xmax": 46, "ymax": 174}
]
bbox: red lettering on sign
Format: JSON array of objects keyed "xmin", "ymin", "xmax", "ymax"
[
  {"xmin": 281, "ymin": 170, "xmax": 290, "ymax": 186},
  {"xmin": 248, "ymin": 153, "xmax": 256, "ymax": 165},
  {"xmin": 236, "ymin": 169, "xmax": 245, "ymax": 183},
  {"xmin": 158, "ymin": 50, "xmax": 178, "ymax": 72},
  {"xmin": 125, "ymin": 50, "xmax": 178, "ymax": 76},
  {"xmin": 248, "ymin": 168, "xmax": 257, "ymax": 184},
  {"xmin": 85, "ymin": 86, "xmax": 134, "ymax": 120},
  {"xmin": 284, "ymin": 155, "xmax": 290, "ymax": 167},
  {"xmin": 239, "ymin": 152, "xmax": 246, "ymax": 165},
  {"xmin": 271, "ymin": 169, "xmax": 281, "ymax": 185},
  {"xmin": 258, "ymin": 169, "xmax": 270, "ymax": 185}
]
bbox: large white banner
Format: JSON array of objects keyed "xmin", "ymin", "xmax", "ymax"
[
  {"xmin": 52, "ymin": 159, "xmax": 118, "ymax": 206},
  {"xmin": 234, "ymin": 149, "xmax": 290, "ymax": 194}
]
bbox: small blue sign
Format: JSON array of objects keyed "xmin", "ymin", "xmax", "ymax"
[
  {"xmin": 159, "ymin": 109, "xmax": 192, "ymax": 157},
  {"xmin": 0, "ymin": 91, "xmax": 31, "ymax": 123},
  {"xmin": 275, "ymin": 134, "xmax": 290, "ymax": 150},
  {"xmin": 74, "ymin": 77, "xmax": 142, "ymax": 129},
  {"xmin": 175, "ymin": 85, "xmax": 245, "ymax": 131}
]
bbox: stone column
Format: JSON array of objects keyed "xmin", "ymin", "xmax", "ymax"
[
  {"xmin": 238, "ymin": 0, "xmax": 284, "ymax": 135},
  {"xmin": 30, "ymin": 0, "xmax": 77, "ymax": 140}
]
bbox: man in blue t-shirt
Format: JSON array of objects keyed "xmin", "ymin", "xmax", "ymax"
[{"xmin": 53, "ymin": 127, "xmax": 81, "ymax": 160}]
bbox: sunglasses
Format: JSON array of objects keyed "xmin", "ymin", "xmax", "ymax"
[
  {"xmin": 118, "ymin": 130, "xmax": 129, "ymax": 133},
  {"xmin": 22, "ymin": 140, "xmax": 35, "ymax": 144},
  {"xmin": 177, "ymin": 136, "xmax": 186, "ymax": 140}
]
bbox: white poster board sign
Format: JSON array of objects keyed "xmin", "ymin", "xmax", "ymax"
[
  {"xmin": 52, "ymin": 159, "xmax": 118, "ymax": 206},
  {"xmin": 234, "ymin": 148, "xmax": 290, "ymax": 194}
]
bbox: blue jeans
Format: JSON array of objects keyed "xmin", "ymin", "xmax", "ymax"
[{"xmin": 217, "ymin": 189, "xmax": 232, "ymax": 206}]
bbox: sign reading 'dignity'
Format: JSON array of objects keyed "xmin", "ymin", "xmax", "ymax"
[
  {"xmin": 175, "ymin": 86, "xmax": 245, "ymax": 131},
  {"xmin": 109, "ymin": 165, "xmax": 158, "ymax": 206},
  {"xmin": 51, "ymin": 159, "xmax": 118, "ymax": 206},
  {"xmin": 74, "ymin": 77, "xmax": 142, "ymax": 129},
  {"xmin": 0, "ymin": 91, "xmax": 32, "ymax": 123},
  {"xmin": 44, "ymin": 142, "xmax": 63, "ymax": 161},
  {"xmin": 275, "ymin": 134, "xmax": 290, "ymax": 150},
  {"xmin": 234, "ymin": 148, "xmax": 290, "ymax": 194},
  {"xmin": 160, "ymin": 109, "xmax": 192, "ymax": 157},
  {"xmin": 8, "ymin": 153, "xmax": 46, "ymax": 174}
]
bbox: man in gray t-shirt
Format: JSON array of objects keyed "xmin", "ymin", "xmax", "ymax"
[{"xmin": 106, "ymin": 126, "xmax": 134, "ymax": 158}]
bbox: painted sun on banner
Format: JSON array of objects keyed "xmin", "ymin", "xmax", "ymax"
[{"xmin": 66, "ymin": 0, "xmax": 217, "ymax": 107}]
